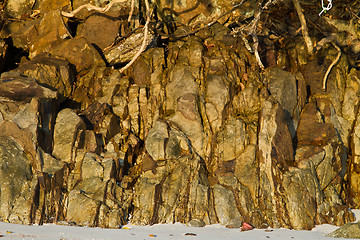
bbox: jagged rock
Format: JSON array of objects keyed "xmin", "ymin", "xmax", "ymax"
[
  {"xmin": 0, "ymin": 1, "xmax": 359, "ymax": 230},
  {"xmin": 4, "ymin": 0, "xmax": 35, "ymax": 18},
  {"xmin": 145, "ymin": 120, "xmax": 168, "ymax": 161},
  {"xmin": 37, "ymin": 0, "xmax": 71, "ymax": 12},
  {"xmin": 66, "ymin": 177, "xmax": 106, "ymax": 226},
  {"xmin": 205, "ymin": 74, "xmax": 229, "ymax": 132},
  {"xmin": 216, "ymin": 117, "xmax": 247, "ymax": 162},
  {"xmin": 52, "ymin": 108, "xmax": 86, "ymax": 163},
  {"xmin": 265, "ymin": 67, "xmax": 301, "ymax": 137},
  {"xmin": 49, "ymin": 37, "xmax": 105, "ymax": 74},
  {"xmin": 156, "ymin": 0, "xmax": 256, "ymax": 26},
  {"xmin": 188, "ymin": 219, "xmax": 206, "ymax": 227},
  {"xmin": 232, "ymin": 87, "xmax": 262, "ymax": 126},
  {"xmin": 0, "ymin": 136, "xmax": 33, "ymax": 223},
  {"xmin": 81, "ymin": 153, "xmax": 103, "ymax": 179},
  {"xmin": 342, "ymin": 69, "xmax": 360, "ymax": 123},
  {"xmin": 29, "ymin": 10, "xmax": 71, "ymax": 58},
  {"xmin": 0, "ymin": 75, "xmax": 57, "ymax": 101},
  {"xmin": 10, "ymin": 53, "xmax": 74, "ymax": 98},
  {"xmin": 296, "ymin": 102, "xmax": 336, "ymax": 147},
  {"xmin": 104, "ymin": 31, "xmax": 155, "ymax": 66},
  {"xmin": 0, "ymin": 40, "xmax": 8, "ymax": 73},
  {"xmin": 282, "ymin": 166, "xmax": 319, "ymax": 230},
  {"xmin": 112, "ymin": 76, "xmax": 130, "ymax": 119},
  {"xmin": 0, "ymin": 18, "xmax": 40, "ymax": 49},
  {"xmin": 97, "ymin": 69, "xmax": 122, "ymax": 104},
  {"xmin": 213, "ymin": 184, "xmax": 242, "ymax": 228},
  {"xmin": 77, "ymin": 13, "xmax": 122, "ymax": 50},
  {"xmin": 349, "ymin": 106, "xmax": 360, "ymax": 206}
]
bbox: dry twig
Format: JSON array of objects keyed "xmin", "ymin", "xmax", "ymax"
[
  {"xmin": 292, "ymin": 0, "xmax": 313, "ymax": 54},
  {"xmin": 61, "ymin": 0, "xmax": 128, "ymax": 18},
  {"xmin": 239, "ymin": 0, "xmax": 280, "ymax": 70},
  {"xmin": 128, "ymin": 0, "xmax": 135, "ymax": 22}
]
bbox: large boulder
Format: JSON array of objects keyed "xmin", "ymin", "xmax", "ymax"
[
  {"xmin": 10, "ymin": 53, "xmax": 74, "ymax": 98},
  {"xmin": 52, "ymin": 108, "xmax": 86, "ymax": 163},
  {"xmin": 0, "ymin": 136, "xmax": 34, "ymax": 223},
  {"xmin": 327, "ymin": 222, "xmax": 360, "ymax": 238}
]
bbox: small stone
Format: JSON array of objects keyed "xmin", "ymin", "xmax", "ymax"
[
  {"xmin": 188, "ymin": 219, "xmax": 205, "ymax": 227},
  {"xmin": 184, "ymin": 233, "xmax": 197, "ymax": 236}
]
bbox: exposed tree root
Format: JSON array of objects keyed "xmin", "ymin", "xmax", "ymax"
[{"xmin": 322, "ymin": 42, "xmax": 341, "ymax": 91}]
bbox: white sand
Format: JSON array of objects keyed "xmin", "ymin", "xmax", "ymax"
[{"xmin": 1, "ymin": 210, "xmax": 359, "ymax": 240}]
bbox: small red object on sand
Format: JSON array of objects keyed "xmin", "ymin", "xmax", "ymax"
[{"xmin": 241, "ymin": 222, "xmax": 254, "ymax": 231}]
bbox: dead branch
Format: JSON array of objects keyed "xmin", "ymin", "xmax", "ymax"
[
  {"xmin": 322, "ymin": 42, "xmax": 341, "ymax": 91},
  {"xmin": 252, "ymin": 33, "xmax": 264, "ymax": 70},
  {"xmin": 128, "ymin": 0, "xmax": 135, "ymax": 22},
  {"xmin": 292, "ymin": 0, "xmax": 313, "ymax": 54},
  {"xmin": 119, "ymin": 0, "xmax": 151, "ymax": 73},
  {"xmin": 61, "ymin": 0, "xmax": 128, "ymax": 18},
  {"xmin": 240, "ymin": 0, "xmax": 280, "ymax": 70}
]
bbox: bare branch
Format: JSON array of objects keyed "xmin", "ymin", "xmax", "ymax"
[
  {"xmin": 252, "ymin": 33, "xmax": 264, "ymax": 70},
  {"xmin": 242, "ymin": 0, "xmax": 280, "ymax": 70},
  {"xmin": 128, "ymin": 0, "xmax": 135, "ymax": 22},
  {"xmin": 61, "ymin": 0, "xmax": 128, "ymax": 18},
  {"xmin": 292, "ymin": 0, "xmax": 313, "ymax": 54}
]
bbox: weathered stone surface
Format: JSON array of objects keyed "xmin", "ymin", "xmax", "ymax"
[
  {"xmin": 52, "ymin": 108, "xmax": 86, "ymax": 163},
  {"xmin": 10, "ymin": 53, "xmax": 74, "ymax": 98},
  {"xmin": 265, "ymin": 67, "xmax": 300, "ymax": 137},
  {"xmin": 0, "ymin": 75, "xmax": 57, "ymax": 101},
  {"xmin": 327, "ymin": 222, "xmax": 360, "ymax": 238},
  {"xmin": 29, "ymin": 10, "xmax": 71, "ymax": 58},
  {"xmin": 81, "ymin": 153, "xmax": 104, "ymax": 180},
  {"xmin": 77, "ymin": 13, "xmax": 121, "ymax": 50},
  {"xmin": 342, "ymin": 69, "xmax": 360, "ymax": 123},
  {"xmin": 282, "ymin": 167, "xmax": 319, "ymax": 230},
  {"xmin": 145, "ymin": 120, "xmax": 168, "ymax": 161},
  {"xmin": 67, "ymin": 177, "xmax": 106, "ymax": 226},
  {"xmin": 4, "ymin": 0, "xmax": 35, "ymax": 18},
  {"xmin": 49, "ymin": 37, "xmax": 105, "ymax": 74},
  {"xmin": 0, "ymin": 136, "xmax": 33, "ymax": 223},
  {"xmin": 205, "ymin": 74, "xmax": 229, "ymax": 132},
  {"xmin": 213, "ymin": 184, "xmax": 242, "ymax": 228},
  {"xmin": 104, "ymin": 31, "xmax": 155, "ymax": 66},
  {"xmin": 0, "ymin": 2, "xmax": 359, "ymax": 230},
  {"xmin": 0, "ymin": 40, "xmax": 8, "ymax": 73},
  {"xmin": 296, "ymin": 102, "xmax": 336, "ymax": 147},
  {"xmin": 156, "ymin": 0, "xmax": 256, "ymax": 26}
]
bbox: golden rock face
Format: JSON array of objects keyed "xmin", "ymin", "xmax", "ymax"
[{"xmin": 0, "ymin": 0, "xmax": 360, "ymax": 230}]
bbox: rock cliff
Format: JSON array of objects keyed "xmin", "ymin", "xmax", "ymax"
[{"xmin": 0, "ymin": 0, "xmax": 359, "ymax": 230}]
